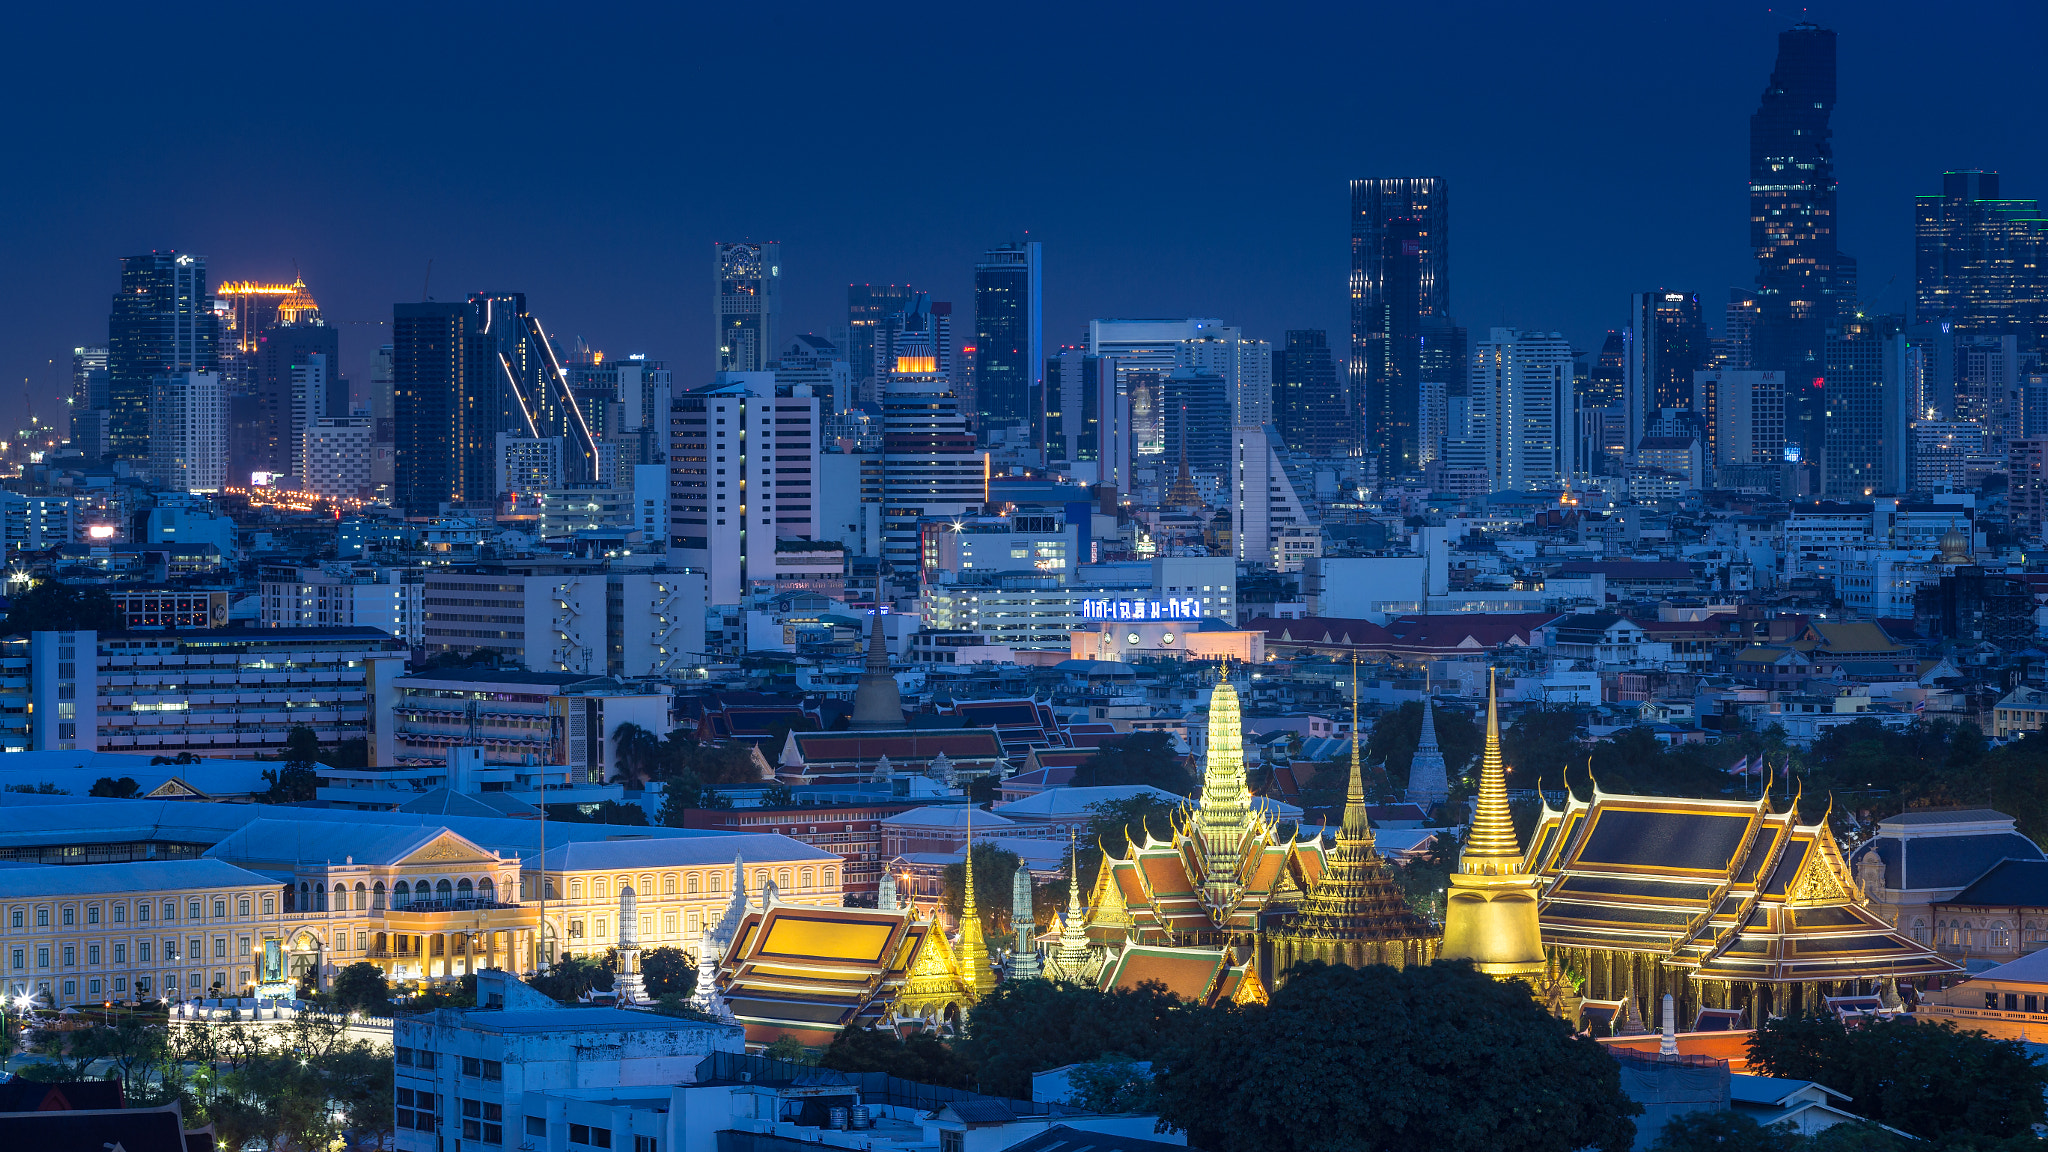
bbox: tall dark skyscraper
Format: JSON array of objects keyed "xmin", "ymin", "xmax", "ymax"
[
  {"xmin": 972, "ymin": 242, "xmax": 1041, "ymax": 433},
  {"xmin": 1584, "ymin": 331, "xmax": 1626, "ymax": 409},
  {"xmin": 714, "ymin": 241, "xmax": 779, "ymax": 374},
  {"xmin": 1916, "ymin": 170, "xmax": 2048, "ymax": 355},
  {"xmin": 107, "ymin": 251, "xmax": 216, "ymax": 458},
  {"xmin": 1822, "ymin": 312, "xmax": 1906, "ymax": 497},
  {"xmin": 1351, "ymin": 178, "xmax": 1449, "ymax": 478},
  {"xmin": 393, "ymin": 301, "xmax": 479, "ymax": 514},
  {"xmin": 1274, "ymin": 330, "xmax": 1345, "ymax": 458},
  {"xmin": 1626, "ymin": 291, "xmax": 1708, "ymax": 451},
  {"xmin": 1750, "ymin": 23, "xmax": 1855, "ymax": 468}
]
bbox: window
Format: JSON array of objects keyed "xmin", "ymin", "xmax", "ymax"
[
  {"xmin": 62, "ymin": 945, "xmax": 74, "ymax": 967},
  {"xmin": 396, "ymin": 1047, "xmax": 414, "ymax": 1067},
  {"xmin": 238, "ymin": 897, "xmax": 250, "ymax": 917},
  {"xmin": 262, "ymin": 896, "xmax": 275, "ymax": 916},
  {"xmin": 570, "ymin": 920, "xmax": 585, "ymax": 940},
  {"xmin": 188, "ymin": 900, "xmax": 201, "ymax": 921},
  {"xmin": 63, "ymin": 980, "xmax": 74, "ymax": 997},
  {"xmin": 36, "ymin": 908, "xmax": 48, "ymax": 927},
  {"xmin": 2029, "ymin": 995, "xmax": 2040, "ymax": 1014},
  {"xmin": 239, "ymin": 936, "xmax": 251, "ymax": 957},
  {"xmin": 527, "ymin": 1117, "xmax": 547, "ymax": 1137},
  {"xmin": 7, "ymin": 909, "xmax": 17, "ymax": 928},
  {"xmin": 87, "ymin": 945, "xmax": 99, "ymax": 965},
  {"xmin": 61, "ymin": 907, "xmax": 73, "ymax": 927},
  {"xmin": 214, "ymin": 899, "xmax": 226, "ymax": 919},
  {"xmin": 137, "ymin": 904, "xmax": 149, "ymax": 924},
  {"xmin": 112, "ymin": 904, "xmax": 124, "ymax": 924},
  {"xmin": 37, "ymin": 947, "xmax": 49, "ymax": 969},
  {"xmin": 114, "ymin": 977, "xmax": 126, "ymax": 993},
  {"xmin": 214, "ymin": 938, "xmax": 226, "ymax": 959},
  {"xmin": 941, "ymin": 1131, "xmax": 964, "ymax": 1152},
  {"xmin": 2008, "ymin": 993, "xmax": 2022, "ymax": 1011},
  {"xmin": 483, "ymin": 1059, "xmax": 503, "ymax": 1081},
  {"xmin": 113, "ymin": 944, "xmax": 125, "ymax": 963},
  {"xmin": 138, "ymin": 942, "xmax": 150, "ymax": 962},
  {"xmin": 162, "ymin": 901, "xmax": 175, "ymax": 921},
  {"xmin": 86, "ymin": 905, "xmax": 99, "ymax": 926},
  {"xmin": 9, "ymin": 949, "xmax": 20, "ymax": 971},
  {"xmin": 634, "ymin": 1138, "xmax": 658, "ymax": 1152},
  {"xmin": 88, "ymin": 978, "xmax": 100, "ymax": 995},
  {"xmin": 463, "ymin": 1056, "xmax": 481, "ymax": 1077},
  {"xmin": 1988, "ymin": 992, "xmax": 2001, "ymax": 1008}
]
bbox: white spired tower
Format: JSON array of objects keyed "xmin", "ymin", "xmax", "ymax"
[{"xmin": 614, "ymin": 884, "xmax": 647, "ymax": 1004}]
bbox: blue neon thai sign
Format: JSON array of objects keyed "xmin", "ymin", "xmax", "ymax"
[{"xmin": 1080, "ymin": 598, "xmax": 1203, "ymax": 621}]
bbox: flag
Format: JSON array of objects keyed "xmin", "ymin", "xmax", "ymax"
[
  {"xmin": 1913, "ymin": 699, "xmax": 1927, "ymax": 714},
  {"xmin": 1726, "ymin": 754, "xmax": 1750, "ymax": 777}
]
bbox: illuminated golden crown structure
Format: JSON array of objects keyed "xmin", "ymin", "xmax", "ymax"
[{"xmin": 1438, "ymin": 669, "xmax": 1548, "ymax": 979}]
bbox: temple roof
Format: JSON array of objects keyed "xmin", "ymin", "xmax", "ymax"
[{"xmin": 714, "ymin": 901, "xmax": 971, "ymax": 1042}]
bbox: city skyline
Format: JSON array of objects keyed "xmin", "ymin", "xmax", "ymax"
[{"xmin": 3, "ymin": 3, "xmax": 2043, "ymax": 432}]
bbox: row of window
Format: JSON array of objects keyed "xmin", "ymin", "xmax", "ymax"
[
  {"xmin": 6, "ymin": 896, "xmax": 258, "ymax": 930},
  {"xmin": 559, "ymin": 867, "xmax": 828, "ymax": 900},
  {"xmin": 23, "ymin": 969, "xmax": 237, "ymax": 1001},
  {"xmin": 12, "ymin": 937, "xmax": 250, "ymax": 969}
]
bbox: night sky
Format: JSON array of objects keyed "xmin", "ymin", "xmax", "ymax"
[{"xmin": 3, "ymin": 1, "xmax": 2042, "ymax": 431}]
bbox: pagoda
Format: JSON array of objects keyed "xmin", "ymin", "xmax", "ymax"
[
  {"xmin": 1404, "ymin": 696, "xmax": 1450, "ymax": 809},
  {"xmin": 1267, "ymin": 662, "xmax": 1437, "ymax": 981},
  {"xmin": 1438, "ymin": 670, "xmax": 1547, "ymax": 980}
]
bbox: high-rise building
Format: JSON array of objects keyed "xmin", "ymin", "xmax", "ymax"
[
  {"xmin": 847, "ymin": 284, "xmax": 915, "ymax": 402},
  {"xmin": 107, "ymin": 252, "xmax": 216, "ymax": 458},
  {"xmin": 877, "ymin": 364, "xmax": 983, "ymax": 576},
  {"xmin": 973, "ymin": 243, "xmax": 1041, "ymax": 432},
  {"xmin": 1718, "ymin": 290, "xmax": 1759, "ymax": 370},
  {"xmin": 1350, "ymin": 177, "xmax": 1449, "ymax": 479},
  {"xmin": 1626, "ymin": 291, "xmax": 1708, "ymax": 456},
  {"xmin": 1273, "ymin": 330, "xmax": 1345, "ymax": 458},
  {"xmin": 1822, "ymin": 313, "xmax": 1908, "ymax": 497},
  {"xmin": 1911, "ymin": 421, "xmax": 1986, "ymax": 494},
  {"xmin": 303, "ymin": 417, "xmax": 375, "ymax": 501},
  {"xmin": 1750, "ymin": 24, "xmax": 1856, "ymax": 440},
  {"xmin": 393, "ymin": 302, "xmax": 485, "ymax": 514},
  {"xmin": 1161, "ymin": 368, "xmax": 1230, "ymax": 472},
  {"xmin": 873, "ymin": 296, "xmax": 952, "ymax": 392},
  {"xmin": 1085, "ymin": 318, "xmax": 1224, "ymax": 460},
  {"xmin": 146, "ymin": 372, "xmax": 227, "ymax": 493},
  {"xmin": 667, "ymin": 374, "xmax": 821, "ymax": 604},
  {"xmin": 253, "ymin": 322, "xmax": 340, "ymax": 481},
  {"xmin": 1916, "ymin": 170, "xmax": 2048, "ymax": 355},
  {"xmin": 70, "ymin": 346, "xmax": 108, "ymax": 417},
  {"xmin": 1041, "ymin": 349, "xmax": 1128, "ymax": 490},
  {"xmin": 1185, "ymin": 329, "xmax": 1273, "ymax": 428},
  {"xmin": 771, "ymin": 336, "xmax": 850, "ymax": 416},
  {"xmin": 715, "ymin": 242, "xmax": 780, "ymax": 374},
  {"xmin": 1583, "ymin": 331, "xmax": 1625, "ymax": 410},
  {"xmin": 1467, "ymin": 329, "xmax": 1577, "ymax": 491},
  {"xmin": 1694, "ymin": 369, "xmax": 1786, "ymax": 477}
]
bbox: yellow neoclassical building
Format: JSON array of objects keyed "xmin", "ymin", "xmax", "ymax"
[
  {"xmin": 0, "ymin": 858, "xmax": 278, "ymax": 1008},
  {"xmin": 528, "ymin": 834, "xmax": 844, "ymax": 966}
]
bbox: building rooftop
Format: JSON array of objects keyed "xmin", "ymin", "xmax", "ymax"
[
  {"xmin": 0, "ymin": 857, "xmax": 274, "ymax": 897},
  {"xmin": 535, "ymin": 834, "xmax": 837, "ymax": 872}
]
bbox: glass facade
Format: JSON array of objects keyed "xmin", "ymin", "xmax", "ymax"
[
  {"xmin": 107, "ymin": 252, "xmax": 217, "ymax": 459},
  {"xmin": 1350, "ymin": 177, "xmax": 1449, "ymax": 479}
]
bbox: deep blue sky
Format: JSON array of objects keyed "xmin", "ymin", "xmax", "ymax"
[{"xmin": 3, "ymin": 1, "xmax": 2043, "ymax": 430}]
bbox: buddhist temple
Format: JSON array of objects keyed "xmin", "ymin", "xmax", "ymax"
[
  {"xmin": 1440, "ymin": 670, "xmax": 1548, "ymax": 981},
  {"xmin": 1266, "ymin": 663, "xmax": 1437, "ymax": 979}
]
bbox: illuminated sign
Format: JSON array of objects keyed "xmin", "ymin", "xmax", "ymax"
[
  {"xmin": 1081, "ymin": 598, "xmax": 1202, "ymax": 621},
  {"xmin": 86, "ymin": 525, "xmax": 115, "ymax": 540}
]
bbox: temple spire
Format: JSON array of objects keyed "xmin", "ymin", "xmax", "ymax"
[
  {"xmin": 1194, "ymin": 675, "xmax": 1253, "ymax": 906},
  {"xmin": 1405, "ymin": 686, "xmax": 1449, "ymax": 808},
  {"xmin": 957, "ymin": 801, "xmax": 989, "ymax": 996},
  {"xmin": 850, "ymin": 610, "xmax": 903, "ymax": 728},
  {"xmin": 1055, "ymin": 829, "xmax": 1092, "ymax": 977},
  {"xmin": 1463, "ymin": 668, "xmax": 1523, "ymax": 873},
  {"xmin": 1341, "ymin": 657, "xmax": 1373, "ymax": 846}
]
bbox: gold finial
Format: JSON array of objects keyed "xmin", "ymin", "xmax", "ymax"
[
  {"xmin": 1462, "ymin": 667, "xmax": 1522, "ymax": 872},
  {"xmin": 1342, "ymin": 656, "xmax": 1372, "ymax": 845}
]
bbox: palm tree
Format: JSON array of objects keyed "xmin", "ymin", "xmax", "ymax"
[{"xmin": 612, "ymin": 723, "xmax": 664, "ymax": 785}]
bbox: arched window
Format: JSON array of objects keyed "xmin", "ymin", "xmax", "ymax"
[
  {"xmin": 663, "ymin": 874, "xmax": 677, "ymax": 896},
  {"xmin": 393, "ymin": 881, "xmax": 410, "ymax": 908},
  {"xmin": 354, "ymin": 883, "xmax": 367, "ymax": 911},
  {"xmin": 709, "ymin": 872, "xmax": 722, "ymax": 895},
  {"xmin": 373, "ymin": 883, "xmax": 386, "ymax": 911},
  {"xmin": 436, "ymin": 879, "xmax": 453, "ymax": 900},
  {"xmin": 777, "ymin": 868, "xmax": 792, "ymax": 890},
  {"xmin": 457, "ymin": 879, "xmax": 474, "ymax": 902},
  {"xmin": 332, "ymin": 884, "xmax": 346, "ymax": 911},
  {"xmin": 479, "ymin": 877, "xmax": 496, "ymax": 902},
  {"xmin": 1994, "ymin": 922, "xmax": 2010, "ymax": 948},
  {"xmin": 800, "ymin": 868, "xmax": 814, "ymax": 889},
  {"xmin": 237, "ymin": 897, "xmax": 250, "ymax": 918},
  {"xmin": 687, "ymin": 874, "xmax": 700, "ymax": 895},
  {"xmin": 1913, "ymin": 918, "xmax": 1928, "ymax": 943}
]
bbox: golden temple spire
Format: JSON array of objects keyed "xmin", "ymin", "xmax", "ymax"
[
  {"xmin": 1462, "ymin": 668, "xmax": 1522, "ymax": 874},
  {"xmin": 1342, "ymin": 657, "xmax": 1373, "ymax": 845},
  {"xmin": 958, "ymin": 800, "xmax": 989, "ymax": 997},
  {"xmin": 1195, "ymin": 676, "xmax": 1253, "ymax": 906},
  {"xmin": 1056, "ymin": 828, "xmax": 1092, "ymax": 976}
]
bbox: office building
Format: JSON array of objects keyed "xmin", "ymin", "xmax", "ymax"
[
  {"xmin": 303, "ymin": 417, "xmax": 374, "ymax": 501},
  {"xmin": 1350, "ymin": 177, "xmax": 1450, "ymax": 478},
  {"xmin": 1583, "ymin": 331, "xmax": 1626, "ymax": 410},
  {"xmin": 1468, "ymin": 329, "xmax": 1578, "ymax": 490},
  {"xmin": 846, "ymin": 284, "xmax": 915, "ymax": 402},
  {"xmin": 1916, "ymin": 170, "xmax": 2048, "ymax": 354},
  {"xmin": 0, "ymin": 492, "xmax": 74, "ymax": 554},
  {"xmin": 0, "ymin": 627, "xmax": 408, "ymax": 760},
  {"xmin": 871, "ymin": 295, "xmax": 952, "ymax": 391},
  {"xmin": 1695, "ymin": 370, "xmax": 1786, "ymax": 478},
  {"xmin": 715, "ymin": 241, "xmax": 780, "ymax": 373},
  {"xmin": 417, "ymin": 564, "xmax": 706, "ymax": 678},
  {"xmin": 70, "ymin": 345, "xmax": 108, "ymax": 416},
  {"xmin": 146, "ymin": 372, "xmax": 227, "ymax": 494},
  {"xmin": 878, "ymin": 365, "xmax": 983, "ymax": 577},
  {"xmin": 108, "ymin": 252, "xmax": 216, "ymax": 458},
  {"xmin": 668, "ymin": 375, "xmax": 820, "ymax": 604},
  {"xmin": 1161, "ymin": 368, "xmax": 1231, "ymax": 471},
  {"xmin": 472, "ymin": 293, "xmax": 601, "ymax": 487},
  {"xmin": 2012, "ymin": 439, "xmax": 2048, "ymax": 538},
  {"xmin": 972, "ymin": 242, "xmax": 1042, "ymax": 431},
  {"xmin": 1750, "ymin": 25, "xmax": 1856, "ymax": 419},
  {"xmin": 369, "ymin": 344, "xmax": 395, "ymax": 441},
  {"xmin": 1185, "ymin": 327, "xmax": 1275, "ymax": 429},
  {"xmin": 1273, "ymin": 329, "xmax": 1346, "ymax": 458},
  {"xmin": 260, "ymin": 564, "xmax": 425, "ymax": 646},
  {"xmin": 249, "ymin": 321, "xmax": 340, "ymax": 480},
  {"xmin": 394, "ymin": 302, "xmax": 486, "ymax": 514},
  {"xmin": 1041, "ymin": 349, "xmax": 1129, "ymax": 489},
  {"xmin": 1719, "ymin": 290, "xmax": 1759, "ymax": 370},
  {"xmin": 1911, "ymin": 421, "xmax": 1986, "ymax": 494},
  {"xmin": 771, "ymin": 336, "xmax": 850, "ymax": 416},
  {"xmin": 1822, "ymin": 313, "xmax": 1907, "ymax": 497},
  {"xmin": 1232, "ymin": 425, "xmax": 1315, "ymax": 570},
  {"xmin": 1626, "ymin": 291, "xmax": 1708, "ymax": 454},
  {"xmin": 1086, "ymin": 318, "xmax": 1223, "ymax": 459}
]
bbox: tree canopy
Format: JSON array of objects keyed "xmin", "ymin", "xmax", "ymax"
[
  {"xmin": 1, "ymin": 579, "xmax": 125, "ymax": 635},
  {"xmin": 1747, "ymin": 1012, "xmax": 2048, "ymax": 1142},
  {"xmin": 261, "ymin": 726, "xmax": 322, "ymax": 803},
  {"xmin": 640, "ymin": 946, "xmax": 696, "ymax": 998},
  {"xmin": 1151, "ymin": 961, "xmax": 1639, "ymax": 1152},
  {"xmin": 819, "ymin": 1026, "xmax": 976, "ymax": 1089},
  {"xmin": 1074, "ymin": 731, "xmax": 1194, "ymax": 794},
  {"xmin": 958, "ymin": 978, "xmax": 1193, "ymax": 1099}
]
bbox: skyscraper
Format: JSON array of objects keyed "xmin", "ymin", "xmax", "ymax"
[
  {"xmin": 1583, "ymin": 331, "xmax": 1626, "ymax": 410},
  {"xmin": 70, "ymin": 346, "xmax": 108, "ymax": 415},
  {"xmin": 973, "ymin": 242, "xmax": 1041, "ymax": 433},
  {"xmin": 1719, "ymin": 290, "xmax": 1759, "ymax": 370},
  {"xmin": 1750, "ymin": 22, "xmax": 1855, "ymax": 468},
  {"xmin": 848, "ymin": 284, "xmax": 915, "ymax": 403},
  {"xmin": 1273, "ymin": 330, "xmax": 1345, "ymax": 458},
  {"xmin": 1041, "ymin": 349, "xmax": 1128, "ymax": 490},
  {"xmin": 1915, "ymin": 170, "xmax": 2048, "ymax": 355},
  {"xmin": 1822, "ymin": 313, "xmax": 1907, "ymax": 497},
  {"xmin": 1468, "ymin": 329, "xmax": 1578, "ymax": 491},
  {"xmin": 1626, "ymin": 291, "xmax": 1708, "ymax": 454},
  {"xmin": 253, "ymin": 321, "xmax": 340, "ymax": 481},
  {"xmin": 668, "ymin": 374, "xmax": 821, "ymax": 604},
  {"xmin": 1350, "ymin": 177, "xmax": 1449, "ymax": 478},
  {"xmin": 147, "ymin": 372, "xmax": 227, "ymax": 493},
  {"xmin": 1084, "ymin": 318, "xmax": 1224, "ymax": 460},
  {"xmin": 108, "ymin": 252, "xmax": 216, "ymax": 458},
  {"xmin": 715, "ymin": 242, "xmax": 780, "ymax": 373}
]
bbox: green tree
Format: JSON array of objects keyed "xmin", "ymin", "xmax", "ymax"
[
  {"xmin": 1074, "ymin": 731, "xmax": 1194, "ymax": 794},
  {"xmin": 262, "ymin": 726, "xmax": 322, "ymax": 802},
  {"xmin": 761, "ymin": 782, "xmax": 797, "ymax": 807},
  {"xmin": 1747, "ymin": 1013, "xmax": 2048, "ymax": 1142},
  {"xmin": 528, "ymin": 954, "xmax": 612, "ymax": 1002},
  {"xmin": 640, "ymin": 946, "xmax": 697, "ymax": 998},
  {"xmin": 819, "ymin": 1026, "xmax": 976, "ymax": 1088},
  {"xmin": 89, "ymin": 775, "xmax": 141, "ymax": 797},
  {"xmin": 589, "ymin": 799, "xmax": 648, "ymax": 826},
  {"xmin": 329, "ymin": 961, "xmax": 390, "ymax": 1013},
  {"xmin": 1649, "ymin": 1111, "xmax": 1801, "ymax": 1152},
  {"xmin": 763, "ymin": 1034, "xmax": 815, "ymax": 1063},
  {"xmin": 1, "ymin": 579, "xmax": 125, "ymax": 635},
  {"xmin": 957, "ymin": 979, "xmax": 1189, "ymax": 1099},
  {"xmin": 1501, "ymin": 706, "xmax": 1589, "ymax": 792},
  {"xmin": 942, "ymin": 841, "xmax": 1021, "ymax": 943},
  {"xmin": 1151, "ymin": 961, "xmax": 1639, "ymax": 1152},
  {"xmin": 1068, "ymin": 1055, "xmax": 1160, "ymax": 1113},
  {"xmin": 5, "ymin": 782, "xmax": 67, "ymax": 794},
  {"xmin": 612, "ymin": 721, "xmax": 667, "ymax": 783}
]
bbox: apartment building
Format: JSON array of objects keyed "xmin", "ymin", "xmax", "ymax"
[
  {"xmin": 420, "ymin": 560, "xmax": 705, "ymax": 676},
  {"xmin": 0, "ymin": 858, "xmax": 279, "ymax": 1008},
  {"xmin": 388, "ymin": 668, "xmax": 670, "ymax": 780},
  {"xmin": 261, "ymin": 563, "xmax": 425, "ymax": 645}
]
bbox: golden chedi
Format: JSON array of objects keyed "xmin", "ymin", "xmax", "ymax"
[{"xmin": 1439, "ymin": 670, "xmax": 1546, "ymax": 978}]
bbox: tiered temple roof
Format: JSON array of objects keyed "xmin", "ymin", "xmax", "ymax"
[{"xmin": 714, "ymin": 898, "xmax": 976, "ymax": 1045}]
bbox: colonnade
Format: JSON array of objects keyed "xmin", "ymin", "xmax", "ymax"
[
  {"xmin": 368, "ymin": 928, "xmax": 538, "ymax": 981},
  {"xmin": 1555, "ymin": 945, "xmax": 1907, "ymax": 1031}
]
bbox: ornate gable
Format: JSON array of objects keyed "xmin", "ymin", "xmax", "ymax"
[{"xmin": 400, "ymin": 831, "xmax": 495, "ymax": 867}]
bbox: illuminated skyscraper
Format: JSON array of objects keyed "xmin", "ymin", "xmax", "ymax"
[
  {"xmin": 715, "ymin": 242, "xmax": 780, "ymax": 373},
  {"xmin": 1626, "ymin": 291, "xmax": 1708, "ymax": 454},
  {"xmin": 1350, "ymin": 177, "xmax": 1449, "ymax": 478},
  {"xmin": 848, "ymin": 284, "xmax": 915, "ymax": 403},
  {"xmin": 973, "ymin": 242, "xmax": 1041, "ymax": 432},
  {"xmin": 1273, "ymin": 330, "xmax": 1345, "ymax": 458},
  {"xmin": 1750, "ymin": 23, "xmax": 1855, "ymax": 467},
  {"xmin": 107, "ymin": 252, "xmax": 216, "ymax": 458},
  {"xmin": 1915, "ymin": 170, "xmax": 2048, "ymax": 355},
  {"xmin": 70, "ymin": 346, "xmax": 108, "ymax": 414},
  {"xmin": 1822, "ymin": 313, "xmax": 1908, "ymax": 498}
]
